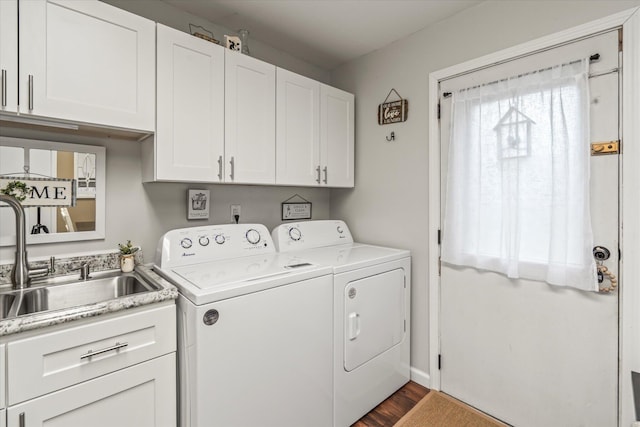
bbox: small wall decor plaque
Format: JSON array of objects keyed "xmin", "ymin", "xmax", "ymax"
[
  {"xmin": 225, "ymin": 35, "xmax": 242, "ymax": 52},
  {"xmin": 378, "ymin": 88, "xmax": 408, "ymax": 125},
  {"xmin": 281, "ymin": 194, "xmax": 312, "ymax": 221},
  {"xmin": 188, "ymin": 189, "xmax": 210, "ymax": 220}
]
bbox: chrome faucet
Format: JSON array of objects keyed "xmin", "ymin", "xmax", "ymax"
[{"xmin": 0, "ymin": 194, "xmax": 49, "ymax": 289}]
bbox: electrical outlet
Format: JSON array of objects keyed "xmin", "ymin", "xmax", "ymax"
[{"xmin": 231, "ymin": 204, "xmax": 241, "ymax": 223}]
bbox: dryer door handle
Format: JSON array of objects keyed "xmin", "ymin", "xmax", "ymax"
[{"xmin": 348, "ymin": 312, "xmax": 360, "ymax": 341}]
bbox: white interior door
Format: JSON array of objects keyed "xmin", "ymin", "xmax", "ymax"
[{"xmin": 439, "ymin": 30, "xmax": 620, "ymax": 427}]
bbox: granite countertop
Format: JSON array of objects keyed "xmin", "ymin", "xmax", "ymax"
[{"xmin": 0, "ymin": 263, "xmax": 178, "ymax": 337}]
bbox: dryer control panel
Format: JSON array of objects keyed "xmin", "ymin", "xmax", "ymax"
[
  {"xmin": 156, "ymin": 224, "xmax": 274, "ymax": 268},
  {"xmin": 272, "ymin": 220, "xmax": 354, "ymax": 252}
]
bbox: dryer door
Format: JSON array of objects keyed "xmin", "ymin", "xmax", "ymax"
[{"xmin": 344, "ymin": 268, "xmax": 405, "ymax": 372}]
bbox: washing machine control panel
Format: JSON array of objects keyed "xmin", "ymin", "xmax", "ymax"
[
  {"xmin": 156, "ymin": 224, "xmax": 274, "ymax": 268},
  {"xmin": 272, "ymin": 220, "xmax": 354, "ymax": 252}
]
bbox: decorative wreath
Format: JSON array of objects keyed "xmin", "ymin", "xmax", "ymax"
[{"xmin": 0, "ymin": 180, "xmax": 31, "ymax": 202}]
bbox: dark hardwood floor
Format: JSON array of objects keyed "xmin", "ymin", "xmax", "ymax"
[{"xmin": 352, "ymin": 381, "xmax": 430, "ymax": 427}]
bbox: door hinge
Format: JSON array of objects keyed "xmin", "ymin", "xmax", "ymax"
[
  {"xmin": 438, "ymin": 256, "xmax": 442, "ymax": 276},
  {"xmin": 619, "ymin": 247, "xmax": 622, "ymax": 261},
  {"xmin": 437, "ymin": 102, "xmax": 441, "ymax": 120},
  {"xmin": 404, "ymin": 319, "xmax": 406, "ymax": 332},
  {"xmin": 437, "ymin": 229, "xmax": 441, "ymax": 245},
  {"xmin": 438, "ymin": 354, "xmax": 442, "ymax": 370}
]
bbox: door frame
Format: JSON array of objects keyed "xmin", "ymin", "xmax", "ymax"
[{"xmin": 427, "ymin": 7, "xmax": 640, "ymax": 425}]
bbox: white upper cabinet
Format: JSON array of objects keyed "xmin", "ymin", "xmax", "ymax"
[
  {"xmin": 0, "ymin": 0, "xmax": 17, "ymax": 114},
  {"xmin": 18, "ymin": 0, "xmax": 155, "ymax": 131},
  {"xmin": 153, "ymin": 24, "xmax": 225, "ymax": 182},
  {"xmin": 276, "ymin": 68, "xmax": 320, "ymax": 186},
  {"xmin": 321, "ymin": 84, "xmax": 354, "ymax": 187},
  {"xmin": 225, "ymin": 50, "xmax": 276, "ymax": 184},
  {"xmin": 275, "ymin": 68, "xmax": 354, "ymax": 188}
]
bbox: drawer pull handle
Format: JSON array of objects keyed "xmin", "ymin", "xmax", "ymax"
[{"xmin": 80, "ymin": 342, "xmax": 128, "ymax": 360}]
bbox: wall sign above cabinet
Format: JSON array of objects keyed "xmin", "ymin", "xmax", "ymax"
[{"xmin": 378, "ymin": 88, "xmax": 408, "ymax": 125}]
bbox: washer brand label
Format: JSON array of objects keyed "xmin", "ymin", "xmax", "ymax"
[{"xmin": 182, "ymin": 252, "xmax": 196, "ymax": 257}]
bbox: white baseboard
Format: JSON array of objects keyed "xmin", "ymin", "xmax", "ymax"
[{"xmin": 410, "ymin": 366, "xmax": 430, "ymax": 389}]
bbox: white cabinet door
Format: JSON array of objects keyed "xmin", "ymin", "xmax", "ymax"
[
  {"xmin": 7, "ymin": 353, "xmax": 176, "ymax": 427},
  {"xmin": 276, "ymin": 68, "xmax": 320, "ymax": 186},
  {"xmin": 155, "ymin": 24, "xmax": 225, "ymax": 182},
  {"xmin": 225, "ymin": 50, "xmax": 276, "ymax": 184},
  {"xmin": 0, "ymin": 0, "xmax": 17, "ymax": 114},
  {"xmin": 19, "ymin": 0, "xmax": 155, "ymax": 131},
  {"xmin": 321, "ymin": 84, "xmax": 354, "ymax": 188}
]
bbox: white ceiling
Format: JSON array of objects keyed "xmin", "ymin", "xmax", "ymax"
[{"xmin": 163, "ymin": 0, "xmax": 482, "ymax": 70}]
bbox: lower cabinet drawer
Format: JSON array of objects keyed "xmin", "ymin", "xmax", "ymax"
[
  {"xmin": 7, "ymin": 353, "xmax": 176, "ymax": 427},
  {"xmin": 7, "ymin": 304, "xmax": 176, "ymax": 405}
]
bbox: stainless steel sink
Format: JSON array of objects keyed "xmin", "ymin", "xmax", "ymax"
[{"xmin": 0, "ymin": 271, "xmax": 160, "ymax": 320}]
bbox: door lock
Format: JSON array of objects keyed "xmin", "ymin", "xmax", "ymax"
[{"xmin": 592, "ymin": 246, "xmax": 611, "ymax": 261}]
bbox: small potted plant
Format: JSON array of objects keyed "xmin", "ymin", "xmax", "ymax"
[{"xmin": 118, "ymin": 240, "xmax": 139, "ymax": 273}]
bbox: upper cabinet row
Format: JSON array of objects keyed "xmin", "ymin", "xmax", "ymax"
[
  {"xmin": 145, "ymin": 24, "xmax": 354, "ymax": 188},
  {"xmin": 0, "ymin": 0, "xmax": 155, "ymax": 131},
  {"xmin": 0, "ymin": 1, "xmax": 354, "ymax": 188}
]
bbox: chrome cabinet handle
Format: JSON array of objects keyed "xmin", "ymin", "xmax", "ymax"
[
  {"xmin": 80, "ymin": 342, "xmax": 128, "ymax": 360},
  {"xmin": 1, "ymin": 69, "xmax": 6, "ymax": 107},
  {"xmin": 28, "ymin": 74, "xmax": 34, "ymax": 111},
  {"xmin": 316, "ymin": 165, "xmax": 321, "ymax": 184},
  {"xmin": 217, "ymin": 155, "xmax": 223, "ymax": 181},
  {"xmin": 322, "ymin": 166, "xmax": 328, "ymax": 184},
  {"xmin": 229, "ymin": 156, "xmax": 235, "ymax": 181}
]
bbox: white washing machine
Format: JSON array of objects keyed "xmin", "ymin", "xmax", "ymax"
[
  {"xmin": 272, "ymin": 220, "xmax": 411, "ymax": 427},
  {"xmin": 154, "ymin": 224, "xmax": 334, "ymax": 427}
]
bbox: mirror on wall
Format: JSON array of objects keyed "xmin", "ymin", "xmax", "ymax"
[{"xmin": 0, "ymin": 136, "xmax": 105, "ymax": 246}]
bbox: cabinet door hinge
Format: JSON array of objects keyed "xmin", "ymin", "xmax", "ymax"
[
  {"xmin": 437, "ymin": 229, "xmax": 441, "ymax": 245},
  {"xmin": 438, "ymin": 256, "xmax": 442, "ymax": 276},
  {"xmin": 438, "ymin": 354, "xmax": 442, "ymax": 370},
  {"xmin": 437, "ymin": 102, "xmax": 441, "ymax": 120},
  {"xmin": 618, "ymin": 28, "xmax": 623, "ymax": 52}
]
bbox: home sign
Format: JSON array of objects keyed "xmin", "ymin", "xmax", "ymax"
[
  {"xmin": 0, "ymin": 177, "xmax": 76, "ymax": 207},
  {"xmin": 378, "ymin": 88, "xmax": 409, "ymax": 125}
]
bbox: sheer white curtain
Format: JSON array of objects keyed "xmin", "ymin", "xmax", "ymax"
[{"xmin": 441, "ymin": 59, "xmax": 597, "ymax": 291}]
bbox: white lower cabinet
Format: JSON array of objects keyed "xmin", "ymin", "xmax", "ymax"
[
  {"xmin": 7, "ymin": 354, "xmax": 175, "ymax": 427},
  {"xmin": 1, "ymin": 303, "xmax": 176, "ymax": 427}
]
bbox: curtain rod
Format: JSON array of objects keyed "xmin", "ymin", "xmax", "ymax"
[{"xmin": 442, "ymin": 53, "xmax": 600, "ymax": 98}]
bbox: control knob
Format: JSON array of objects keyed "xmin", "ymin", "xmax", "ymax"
[
  {"xmin": 180, "ymin": 238, "xmax": 193, "ymax": 249},
  {"xmin": 289, "ymin": 227, "xmax": 302, "ymax": 241},
  {"xmin": 215, "ymin": 234, "xmax": 226, "ymax": 245},
  {"xmin": 337, "ymin": 225, "xmax": 344, "ymax": 234},
  {"xmin": 199, "ymin": 236, "xmax": 210, "ymax": 246},
  {"xmin": 246, "ymin": 229, "xmax": 261, "ymax": 245}
]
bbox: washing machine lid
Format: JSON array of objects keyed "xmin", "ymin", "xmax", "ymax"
[
  {"xmin": 155, "ymin": 253, "xmax": 332, "ymax": 305},
  {"xmin": 294, "ymin": 243, "xmax": 410, "ymax": 274}
]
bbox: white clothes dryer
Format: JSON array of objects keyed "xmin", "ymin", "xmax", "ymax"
[
  {"xmin": 272, "ymin": 220, "xmax": 411, "ymax": 427},
  {"xmin": 154, "ymin": 224, "xmax": 333, "ymax": 427}
]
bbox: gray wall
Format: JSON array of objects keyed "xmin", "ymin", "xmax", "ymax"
[{"xmin": 329, "ymin": 0, "xmax": 640, "ymax": 381}]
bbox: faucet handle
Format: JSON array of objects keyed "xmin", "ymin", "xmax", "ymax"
[{"xmin": 73, "ymin": 263, "xmax": 92, "ymax": 281}]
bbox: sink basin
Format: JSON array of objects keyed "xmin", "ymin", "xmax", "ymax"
[
  {"xmin": 0, "ymin": 271, "xmax": 160, "ymax": 320},
  {"xmin": 0, "ymin": 294, "xmax": 16, "ymax": 320}
]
